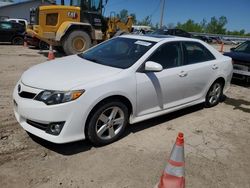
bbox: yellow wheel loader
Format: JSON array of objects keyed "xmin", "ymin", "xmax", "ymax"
[{"xmin": 27, "ymin": 0, "xmax": 133, "ymax": 55}]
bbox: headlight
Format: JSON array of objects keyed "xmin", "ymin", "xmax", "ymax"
[{"xmin": 34, "ymin": 90, "xmax": 84, "ymax": 105}]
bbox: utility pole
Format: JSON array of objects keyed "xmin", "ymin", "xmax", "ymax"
[{"xmin": 160, "ymin": 0, "xmax": 165, "ymax": 28}]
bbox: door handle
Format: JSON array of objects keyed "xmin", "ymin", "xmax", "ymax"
[
  {"xmin": 212, "ymin": 64, "xmax": 218, "ymax": 70},
  {"xmin": 178, "ymin": 71, "xmax": 188, "ymax": 77}
]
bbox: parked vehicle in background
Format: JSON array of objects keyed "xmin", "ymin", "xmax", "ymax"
[
  {"xmin": 152, "ymin": 28, "xmax": 193, "ymax": 38},
  {"xmin": 0, "ymin": 21, "xmax": 25, "ymax": 45},
  {"xmin": 25, "ymin": 34, "xmax": 49, "ymax": 50},
  {"xmin": 224, "ymin": 41, "xmax": 250, "ymax": 82},
  {"xmin": 13, "ymin": 35, "xmax": 233, "ymax": 146},
  {"xmin": 194, "ymin": 35, "xmax": 212, "ymax": 43},
  {"xmin": 221, "ymin": 38, "xmax": 239, "ymax": 45},
  {"xmin": 5, "ymin": 18, "xmax": 28, "ymax": 28},
  {"xmin": 210, "ymin": 36, "xmax": 222, "ymax": 44}
]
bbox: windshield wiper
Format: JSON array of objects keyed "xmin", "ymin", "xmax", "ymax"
[{"xmin": 78, "ymin": 54, "xmax": 100, "ymax": 63}]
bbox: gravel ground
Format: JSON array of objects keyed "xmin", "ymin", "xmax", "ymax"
[{"xmin": 0, "ymin": 44, "xmax": 249, "ymax": 188}]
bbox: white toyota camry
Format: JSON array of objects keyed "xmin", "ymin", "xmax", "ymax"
[{"xmin": 13, "ymin": 35, "xmax": 233, "ymax": 145}]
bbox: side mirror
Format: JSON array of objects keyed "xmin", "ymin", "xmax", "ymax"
[
  {"xmin": 144, "ymin": 61, "xmax": 163, "ymax": 72},
  {"xmin": 230, "ymin": 47, "xmax": 235, "ymax": 51}
]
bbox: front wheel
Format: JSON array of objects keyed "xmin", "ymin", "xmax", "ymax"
[
  {"xmin": 205, "ymin": 81, "xmax": 223, "ymax": 107},
  {"xmin": 86, "ymin": 100, "xmax": 129, "ymax": 146},
  {"xmin": 62, "ymin": 30, "xmax": 91, "ymax": 55}
]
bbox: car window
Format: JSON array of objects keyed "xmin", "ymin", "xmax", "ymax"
[
  {"xmin": 148, "ymin": 42, "xmax": 182, "ymax": 69},
  {"xmin": 80, "ymin": 37, "xmax": 156, "ymax": 69},
  {"xmin": 234, "ymin": 41, "xmax": 250, "ymax": 54},
  {"xmin": 19, "ymin": 21, "xmax": 26, "ymax": 26},
  {"xmin": 0, "ymin": 23, "xmax": 12, "ymax": 29},
  {"xmin": 183, "ymin": 42, "xmax": 215, "ymax": 65}
]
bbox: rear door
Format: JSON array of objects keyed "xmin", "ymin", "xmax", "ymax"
[{"xmin": 180, "ymin": 41, "xmax": 218, "ymax": 101}]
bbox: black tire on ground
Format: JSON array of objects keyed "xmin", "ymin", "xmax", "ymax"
[
  {"xmin": 205, "ymin": 81, "xmax": 224, "ymax": 108},
  {"xmin": 12, "ymin": 36, "xmax": 24, "ymax": 45},
  {"xmin": 54, "ymin": 46, "xmax": 65, "ymax": 54},
  {"xmin": 38, "ymin": 40, "xmax": 49, "ymax": 50},
  {"xmin": 62, "ymin": 30, "xmax": 91, "ymax": 55},
  {"xmin": 86, "ymin": 100, "xmax": 129, "ymax": 146}
]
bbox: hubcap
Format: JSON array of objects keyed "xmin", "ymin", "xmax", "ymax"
[
  {"xmin": 96, "ymin": 107, "xmax": 125, "ymax": 140},
  {"xmin": 208, "ymin": 83, "xmax": 222, "ymax": 105},
  {"xmin": 72, "ymin": 37, "xmax": 85, "ymax": 52}
]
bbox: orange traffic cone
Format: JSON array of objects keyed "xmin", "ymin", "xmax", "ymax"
[
  {"xmin": 48, "ymin": 45, "xmax": 55, "ymax": 60},
  {"xmin": 156, "ymin": 132, "xmax": 185, "ymax": 188},
  {"xmin": 219, "ymin": 42, "xmax": 224, "ymax": 53}
]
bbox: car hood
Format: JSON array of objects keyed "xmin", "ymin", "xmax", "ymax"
[
  {"xmin": 224, "ymin": 52, "xmax": 250, "ymax": 63},
  {"xmin": 21, "ymin": 55, "xmax": 122, "ymax": 90}
]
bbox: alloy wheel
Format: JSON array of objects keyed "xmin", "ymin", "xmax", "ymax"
[{"xmin": 95, "ymin": 106, "xmax": 125, "ymax": 140}]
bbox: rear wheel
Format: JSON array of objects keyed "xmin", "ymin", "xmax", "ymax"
[
  {"xmin": 205, "ymin": 81, "xmax": 223, "ymax": 107},
  {"xmin": 62, "ymin": 30, "xmax": 91, "ymax": 55},
  {"xmin": 12, "ymin": 36, "xmax": 24, "ymax": 45},
  {"xmin": 86, "ymin": 100, "xmax": 129, "ymax": 146}
]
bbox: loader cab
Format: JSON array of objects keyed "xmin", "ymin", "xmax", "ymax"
[{"xmin": 69, "ymin": 0, "xmax": 103, "ymax": 29}]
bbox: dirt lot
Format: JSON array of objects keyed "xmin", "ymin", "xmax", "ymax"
[{"xmin": 0, "ymin": 44, "xmax": 250, "ymax": 188}]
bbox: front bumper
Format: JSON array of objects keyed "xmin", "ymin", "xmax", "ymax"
[{"xmin": 13, "ymin": 81, "xmax": 87, "ymax": 143}]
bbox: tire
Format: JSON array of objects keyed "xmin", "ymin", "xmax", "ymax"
[
  {"xmin": 86, "ymin": 100, "xmax": 129, "ymax": 146},
  {"xmin": 205, "ymin": 81, "xmax": 224, "ymax": 107},
  {"xmin": 38, "ymin": 40, "xmax": 49, "ymax": 50},
  {"xmin": 12, "ymin": 36, "xmax": 24, "ymax": 45},
  {"xmin": 54, "ymin": 46, "xmax": 65, "ymax": 54},
  {"xmin": 62, "ymin": 30, "xmax": 91, "ymax": 55}
]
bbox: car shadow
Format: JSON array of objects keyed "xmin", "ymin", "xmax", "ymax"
[
  {"xmin": 29, "ymin": 133, "xmax": 93, "ymax": 155},
  {"xmin": 29, "ymin": 103, "xmax": 205, "ymax": 156},
  {"xmin": 224, "ymin": 97, "xmax": 250, "ymax": 113}
]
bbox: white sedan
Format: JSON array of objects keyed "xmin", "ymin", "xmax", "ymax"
[{"xmin": 13, "ymin": 35, "xmax": 233, "ymax": 145}]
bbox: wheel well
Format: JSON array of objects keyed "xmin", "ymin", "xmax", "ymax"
[
  {"xmin": 11, "ymin": 35, "xmax": 24, "ymax": 40},
  {"xmin": 84, "ymin": 95, "xmax": 133, "ymax": 136},
  {"xmin": 214, "ymin": 77, "xmax": 225, "ymax": 88},
  {"xmin": 62, "ymin": 24, "xmax": 92, "ymax": 42}
]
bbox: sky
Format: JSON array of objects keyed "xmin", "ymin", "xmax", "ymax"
[{"xmin": 14, "ymin": 0, "xmax": 250, "ymax": 32}]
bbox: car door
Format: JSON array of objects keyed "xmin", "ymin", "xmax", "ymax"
[
  {"xmin": 0, "ymin": 22, "xmax": 13, "ymax": 42},
  {"xmin": 136, "ymin": 41, "xmax": 192, "ymax": 116},
  {"xmin": 179, "ymin": 41, "xmax": 218, "ymax": 102}
]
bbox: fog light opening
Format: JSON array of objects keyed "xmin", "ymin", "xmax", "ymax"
[{"xmin": 46, "ymin": 122, "xmax": 65, "ymax": 135}]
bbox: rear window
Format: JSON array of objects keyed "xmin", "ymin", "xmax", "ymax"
[{"xmin": 183, "ymin": 42, "xmax": 215, "ymax": 65}]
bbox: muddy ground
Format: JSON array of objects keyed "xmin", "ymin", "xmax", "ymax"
[{"xmin": 0, "ymin": 44, "xmax": 250, "ymax": 188}]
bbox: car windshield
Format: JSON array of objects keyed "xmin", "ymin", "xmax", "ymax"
[
  {"xmin": 234, "ymin": 41, "xmax": 250, "ymax": 54},
  {"xmin": 79, "ymin": 37, "xmax": 156, "ymax": 69}
]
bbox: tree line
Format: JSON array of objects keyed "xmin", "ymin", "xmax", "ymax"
[{"xmin": 116, "ymin": 9, "xmax": 250, "ymax": 36}]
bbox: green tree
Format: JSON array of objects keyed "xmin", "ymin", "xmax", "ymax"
[
  {"xmin": 176, "ymin": 19, "xmax": 203, "ymax": 32},
  {"xmin": 137, "ymin": 16, "xmax": 152, "ymax": 26},
  {"xmin": 206, "ymin": 16, "xmax": 228, "ymax": 34}
]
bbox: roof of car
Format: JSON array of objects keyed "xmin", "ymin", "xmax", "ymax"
[
  {"xmin": 120, "ymin": 34, "xmax": 198, "ymax": 43},
  {"xmin": 120, "ymin": 34, "xmax": 177, "ymax": 42}
]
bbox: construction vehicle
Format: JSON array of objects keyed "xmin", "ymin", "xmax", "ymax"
[{"xmin": 27, "ymin": 0, "xmax": 133, "ymax": 55}]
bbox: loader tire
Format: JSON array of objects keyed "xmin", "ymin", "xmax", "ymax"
[{"xmin": 62, "ymin": 30, "xmax": 91, "ymax": 55}]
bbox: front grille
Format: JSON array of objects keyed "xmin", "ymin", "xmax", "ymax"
[
  {"xmin": 19, "ymin": 91, "xmax": 36, "ymax": 99},
  {"xmin": 26, "ymin": 119, "xmax": 49, "ymax": 131}
]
